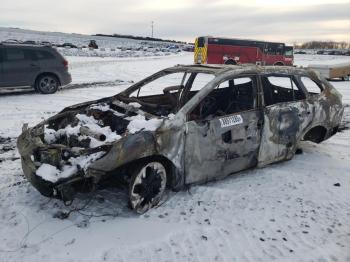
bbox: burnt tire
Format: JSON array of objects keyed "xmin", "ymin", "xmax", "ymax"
[
  {"xmin": 129, "ymin": 161, "xmax": 167, "ymax": 214},
  {"xmin": 36, "ymin": 74, "xmax": 59, "ymax": 94}
]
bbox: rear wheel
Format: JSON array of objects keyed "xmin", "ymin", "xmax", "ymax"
[
  {"xmin": 36, "ymin": 74, "xmax": 59, "ymax": 94},
  {"xmin": 342, "ymin": 75, "xmax": 349, "ymax": 81},
  {"xmin": 129, "ymin": 161, "xmax": 167, "ymax": 214}
]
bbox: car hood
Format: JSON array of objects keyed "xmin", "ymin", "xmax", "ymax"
[{"xmin": 39, "ymin": 98, "xmax": 164, "ymax": 150}]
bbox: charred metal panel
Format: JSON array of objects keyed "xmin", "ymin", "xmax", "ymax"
[
  {"xmin": 184, "ymin": 110, "xmax": 262, "ymax": 184},
  {"xmin": 88, "ymin": 131, "xmax": 157, "ymax": 175},
  {"xmin": 258, "ymin": 100, "xmax": 311, "ymax": 165}
]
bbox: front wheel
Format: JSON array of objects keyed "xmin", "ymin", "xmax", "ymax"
[
  {"xmin": 36, "ymin": 74, "xmax": 59, "ymax": 94},
  {"xmin": 129, "ymin": 161, "xmax": 167, "ymax": 214}
]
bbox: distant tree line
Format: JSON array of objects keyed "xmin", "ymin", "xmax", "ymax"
[
  {"xmin": 295, "ymin": 41, "xmax": 350, "ymax": 49},
  {"xmin": 94, "ymin": 33, "xmax": 187, "ymax": 44}
]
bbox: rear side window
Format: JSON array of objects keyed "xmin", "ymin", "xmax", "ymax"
[
  {"xmin": 4, "ymin": 48, "xmax": 25, "ymax": 61},
  {"xmin": 262, "ymin": 75, "xmax": 306, "ymax": 106},
  {"xmin": 36, "ymin": 50, "xmax": 55, "ymax": 60},
  {"xmin": 300, "ymin": 76, "xmax": 323, "ymax": 94}
]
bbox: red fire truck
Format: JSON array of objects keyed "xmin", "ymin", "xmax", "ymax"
[{"xmin": 194, "ymin": 36, "xmax": 294, "ymax": 66}]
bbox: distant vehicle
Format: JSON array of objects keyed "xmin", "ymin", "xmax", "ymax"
[
  {"xmin": 182, "ymin": 45, "xmax": 194, "ymax": 52},
  {"xmin": 60, "ymin": 43, "xmax": 78, "ymax": 49},
  {"xmin": 168, "ymin": 45, "xmax": 179, "ymax": 50},
  {"xmin": 2, "ymin": 39, "xmax": 22, "ymax": 44},
  {"xmin": 23, "ymin": 40, "xmax": 37, "ymax": 45},
  {"xmin": 295, "ymin": 50, "xmax": 307, "ymax": 54},
  {"xmin": 18, "ymin": 64, "xmax": 343, "ymax": 213},
  {"xmin": 41, "ymin": 41, "xmax": 52, "ymax": 46},
  {"xmin": 88, "ymin": 40, "xmax": 98, "ymax": 49},
  {"xmin": 194, "ymin": 36, "xmax": 294, "ymax": 66},
  {"xmin": 0, "ymin": 43, "xmax": 71, "ymax": 94},
  {"xmin": 309, "ymin": 63, "xmax": 350, "ymax": 81}
]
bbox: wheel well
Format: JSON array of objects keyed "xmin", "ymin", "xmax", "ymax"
[
  {"xmin": 225, "ymin": 59, "xmax": 237, "ymax": 65},
  {"xmin": 35, "ymin": 72, "xmax": 61, "ymax": 87},
  {"xmin": 303, "ymin": 126, "xmax": 327, "ymax": 143},
  {"xmin": 274, "ymin": 62, "xmax": 284, "ymax": 66}
]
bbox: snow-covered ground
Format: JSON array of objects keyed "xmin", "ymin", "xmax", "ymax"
[
  {"xmin": 0, "ymin": 52, "xmax": 349, "ymax": 262},
  {"xmin": 0, "ymin": 27, "xmax": 184, "ymax": 59}
]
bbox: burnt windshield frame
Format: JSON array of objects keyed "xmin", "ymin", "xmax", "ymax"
[{"xmin": 120, "ymin": 68, "xmax": 219, "ymax": 98}]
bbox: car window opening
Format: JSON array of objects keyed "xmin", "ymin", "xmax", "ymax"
[
  {"xmin": 189, "ymin": 77, "xmax": 256, "ymax": 121},
  {"xmin": 262, "ymin": 75, "xmax": 306, "ymax": 106},
  {"xmin": 123, "ymin": 71, "xmax": 215, "ymax": 117}
]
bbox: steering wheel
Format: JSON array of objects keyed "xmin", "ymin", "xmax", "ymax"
[{"xmin": 199, "ymin": 96, "xmax": 217, "ymax": 118}]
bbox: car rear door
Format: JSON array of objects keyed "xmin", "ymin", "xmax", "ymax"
[
  {"xmin": 258, "ymin": 73, "xmax": 311, "ymax": 166},
  {"xmin": 2, "ymin": 47, "xmax": 39, "ymax": 87},
  {"xmin": 184, "ymin": 75, "xmax": 263, "ymax": 184}
]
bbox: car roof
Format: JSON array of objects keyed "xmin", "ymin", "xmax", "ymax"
[
  {"xmin": 165, "ymin": 64, "xmax": 310, "ymax": 76},
  {"xmin": 0, "ymin": 42, "xmax": 51, "ymax": 49}
]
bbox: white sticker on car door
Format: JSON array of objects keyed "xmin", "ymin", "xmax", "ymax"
[{"xmin": 219, "ymin": 115, "xmax": 243, "ymax": 128}]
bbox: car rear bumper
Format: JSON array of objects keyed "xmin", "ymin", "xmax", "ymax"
[{"xmin": 60, "ymin": 71, "xmax": 72, "ymax": 86}]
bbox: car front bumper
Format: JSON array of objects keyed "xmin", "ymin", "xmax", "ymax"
[{"xmin": 17, "ymin": 127, "xmax": 87, "ymax": 201}]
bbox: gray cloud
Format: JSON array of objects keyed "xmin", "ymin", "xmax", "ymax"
[{"xmin": 0, "ymin": 0, "xmax": 349, "ymax": 43}]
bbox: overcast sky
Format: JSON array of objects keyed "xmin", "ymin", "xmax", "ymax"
[{"xmin": 1, "ymin": 0, "xmax": 349, "ymax": 43}]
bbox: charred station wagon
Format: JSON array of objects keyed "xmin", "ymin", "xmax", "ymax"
[{"xmin": 17, "ymin": 64, "xmax": 344, "ymax": 213}]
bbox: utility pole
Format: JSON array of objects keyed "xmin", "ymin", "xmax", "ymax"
[{"xmin": 151, "ymin": 21, "xmax": 154, "ymax": 38}]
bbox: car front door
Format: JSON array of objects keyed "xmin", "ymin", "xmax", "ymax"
[
  {"xmin": 258, "ymin": 73, "xmax": 311, "ymax": 166},
  {"xmin": 2, "ymin": 47, "xmax": 39, "ymax": 87},
  {"xmin": 184, "ymin": 75, "xmax": 263, "ymax": 184}
]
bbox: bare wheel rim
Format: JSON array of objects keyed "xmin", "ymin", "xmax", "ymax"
[
  {"xmin": 130, "ymin": 162, "xmax": 167, "ymax": 214},
  {"xmin": 39, "ymin": 76, "xmax": 58, "ymax": 93}
]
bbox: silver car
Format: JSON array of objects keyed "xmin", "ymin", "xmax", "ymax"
[
  {"xmin": 17, "ymin": 64, "xmax": 343, "ymax": 213},
  {"xmin": 0, "ymin": 43, "xmax": 71, "ymax": 94}
]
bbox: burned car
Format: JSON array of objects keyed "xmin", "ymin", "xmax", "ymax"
[{"xmin": 17, "ymin": 64, "xmax": 344, "ymax": 213}]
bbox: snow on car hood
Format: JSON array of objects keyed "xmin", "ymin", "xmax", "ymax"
[
  {"xmin": 43, "ymin": 99, "xmax": 164, "ymax": 148},
  {"xmin": 35, "ymin": 99, "xmax": 165, "ymax": 183}
]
